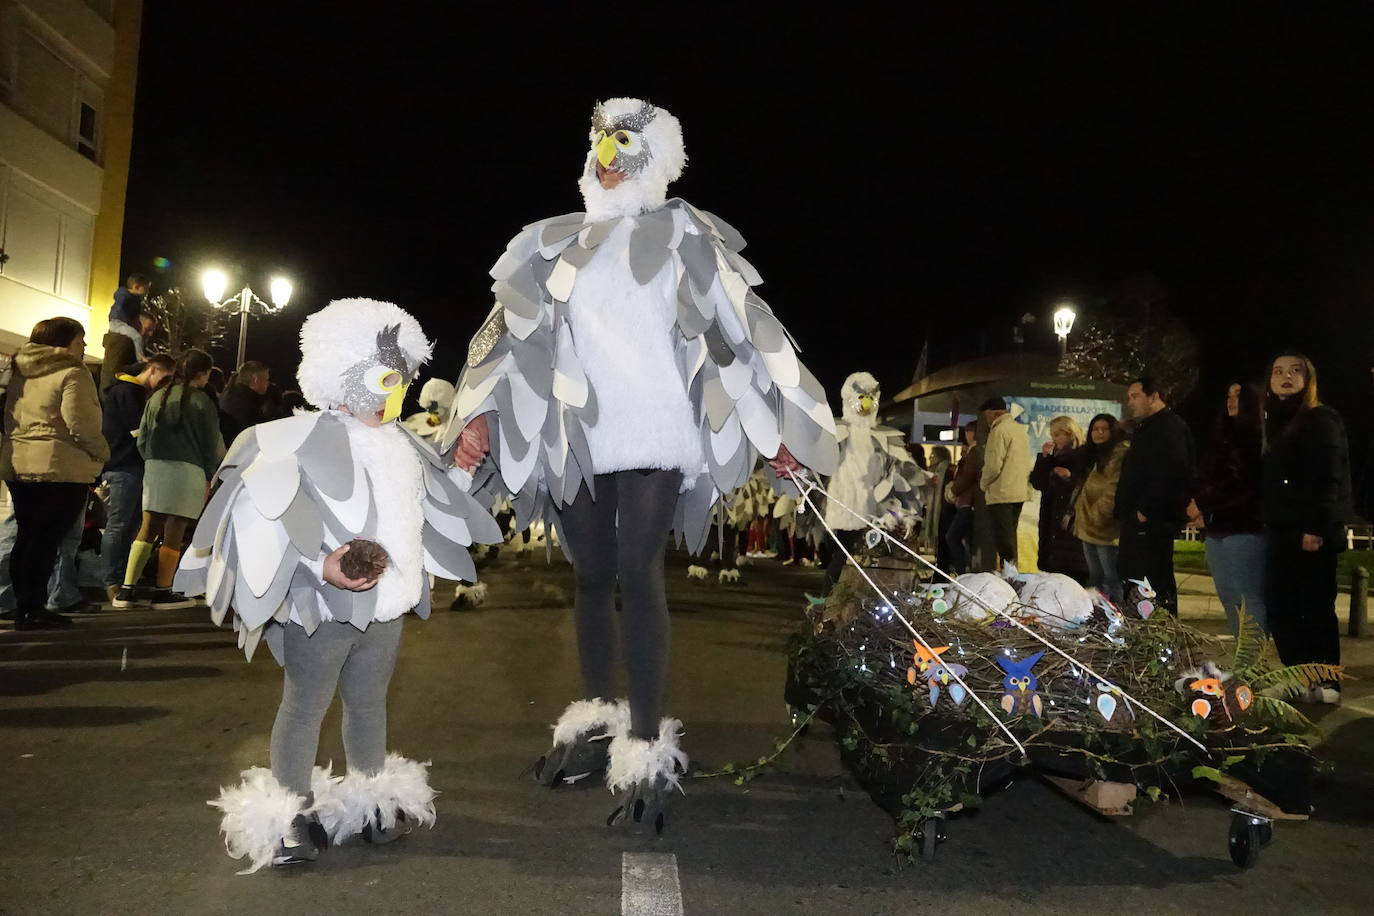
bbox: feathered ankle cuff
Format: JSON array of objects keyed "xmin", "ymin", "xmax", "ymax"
[
  {"xmin": 312, "ymin": 753, "xmax": 437, "ymax": 844},
  {"xmin": 606, "ymin": 718, "xmax": 689, "ymax": 794},
  {"xmin": 208, "ymin": 766, "xmax": 325, "ymax": 875},
  {"xmin": 551, "ymin": 698, "xmax": 629, "ymax": 747}
]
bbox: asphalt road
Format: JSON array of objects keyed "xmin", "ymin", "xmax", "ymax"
[{"xmin": 1, "ymin": 551, "xmax": 1370, "ymax": 915}]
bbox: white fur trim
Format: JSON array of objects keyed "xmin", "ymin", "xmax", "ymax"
[
  {"xmin": 312, "ymin": 753, "xmax": 437, "ymax": 844},
  {"xmin": 207, "ymin": 767, "xmax": 307, "ymax": 875},
  {"xmin": 718, "ymin": 568, "xmax": 740, "ymax": 583},
  {"xmin": 687, "ymin": 565, "xmax": 708, "ymax": 580},
  {"xmin": 568, "ymin": 220, "xmax": 704, "ymax": 477},
  {"xmin": 338, "ymin": 417, "xmax": 424, "ymax": 623},
  {"xmin": 551, "ymin": 698, "xmax": 629, "ymax": 747},
  {"xmin": 452, "ymin": 582, "xmax": 488, "ymax": 606},
  {"xmin": 606, "ymin": 718, "xmax": 689, "ymax": 794},
  {"xmin": 297, "ymin": 298, "xmax": 433, "ymax": 412}
]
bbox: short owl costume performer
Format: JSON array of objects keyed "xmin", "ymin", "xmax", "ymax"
[
  {"xmin": 822, "ymin": 371, "xmax": 924, "ymax": 583},
  {"xmin": 447, "ymin": 98, "xmax": 838, "ymax": 830},
  {"xmin": 178, "ymin": 299, "xmax": 501, "ymax": 872}
]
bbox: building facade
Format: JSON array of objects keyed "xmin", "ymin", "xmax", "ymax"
[{"xmin": 0, "ymin": 0, "xmax": 141, "ymax": 358}]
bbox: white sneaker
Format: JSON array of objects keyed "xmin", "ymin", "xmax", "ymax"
[{"xmin": 1312, "ymin": 686, "xmax": 1342, "ymax": 705}]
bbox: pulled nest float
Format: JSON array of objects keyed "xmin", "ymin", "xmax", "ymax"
[{"xmin": 785, "ymin": 556, "xmax": 1338, "ymax": 867}]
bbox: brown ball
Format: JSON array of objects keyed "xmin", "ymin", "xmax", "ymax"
[{"xmin": 339, "ymin": 539, "xmax": 389, "ymax": 581}]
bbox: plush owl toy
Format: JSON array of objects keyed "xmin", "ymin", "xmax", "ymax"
[
  {"xmin": 997, "ymin": 651, "xmax": 1045, "ymax": 717},
  {"xmin": 181, "ymin": 299, "xmax": 501, "ymax": 873}
]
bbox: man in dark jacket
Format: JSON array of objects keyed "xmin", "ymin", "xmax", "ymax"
[
  {"xmin": 99, "ymin": 355, "xmax": 174, "ymax": 603},
  {"xmin": 218, "ymin": 361, "xmax": 270, "ymax": 446},
  {"xmin": 1115, "ymin": 377, "xmax": 1195, "ymax": 615}
]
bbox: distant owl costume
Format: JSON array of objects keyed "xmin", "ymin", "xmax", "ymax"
[
  {"xmin": 178, "ymin": 299, "xmax": 500, "ymax": 872},
  {"xmin": 822, "ymin": 371, "xmax": 924, "ymax": 582},
  {"xmin": 446, "ymin": 98, "xmax": 838, "ymax": 829}
]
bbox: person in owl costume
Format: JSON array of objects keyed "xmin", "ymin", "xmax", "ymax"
[
  {"xmin": 446, "ymin": 98, "xmax": 839, "ymax": 831},
  {"xmin": 401, "ymin": 376, "xmax": 456, "ymax": 441},
  {"xmin": 177, "ymin": 299, "xmax": 501, "ymax": 873},
  {"xmin": 822, "ymin": 371, "xmax": 926, "ymax": 585}
]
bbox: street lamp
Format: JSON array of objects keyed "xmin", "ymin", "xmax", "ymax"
[
  {"xmin": 202, "ymin": 269, "xmax": 293, "ymax": 368},
  {"xmin": 1053, "ymin": 303, "xmax": 1077, "ymax": 359}
]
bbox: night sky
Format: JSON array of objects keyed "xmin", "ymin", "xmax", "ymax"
[{"xmin": 120, "ymin": 4, "xmax": 1374, "ymax": 436}]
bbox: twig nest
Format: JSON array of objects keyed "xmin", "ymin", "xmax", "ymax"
[
  {"xmin": 1017, "ymin": 573, "xmax": 1093, "ymax": 630},
  {"xmin": 950, "ymin": 573, "xmax": 1016, "ymax": 622},
  {"xmin": 340, "ymin": 538, "xmax": 389, "ymax": 580}
]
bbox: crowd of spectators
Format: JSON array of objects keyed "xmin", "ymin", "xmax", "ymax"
[
  {"xmin": 0, "ymin": 281, "xmax": 304, "ymax": 629},
  {"xmin": 928, "ymin": 359, "xmax": 1352, "ymax": 705}
]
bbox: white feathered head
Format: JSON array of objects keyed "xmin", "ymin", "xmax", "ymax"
[
  {"xmin": 297, "ymin": 298, "xmax": 433, "ymax": 423},
  {"xmin": 841, "ymin": 371, "xmax": 881, "ymax": 422},
  {"xmin": 579, "ymin": 97, "xmax": 686, "ymax": 221}
]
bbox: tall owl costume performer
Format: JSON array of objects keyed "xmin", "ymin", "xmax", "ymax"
[
  {"xmin": 177, "ymin": 299, "xmax": 501, "ymax": 873},
  {"xmin": 446, "ymin": 98, "xmax": 838, "ymax": 831},
  {"xmin": 822, "ymin": 371, "xmax": 925, "ymax": 584}
]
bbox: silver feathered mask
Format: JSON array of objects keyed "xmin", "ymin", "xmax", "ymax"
[
  {"xmin": 579, "ymin": 97, "xmax": 686, "ymax": 220},
  {"xmin": 297, "ymin": 298, "xmax": 433, "ymax": 422}
]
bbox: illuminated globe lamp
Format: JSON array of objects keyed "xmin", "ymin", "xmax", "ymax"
[
  {"xmin": 1053, "ymin": 303, "xmax": 1077, "ymax": 360},
  {"xmin": 202, "ymin": 268, "xmax": 294, "ymax": 367}
]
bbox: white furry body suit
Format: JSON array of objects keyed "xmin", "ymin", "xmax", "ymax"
[
  {"xmin": 298, "ymin": 417, "xmax": 425, "ymax": 625},
  {"xmin": 567, "ymin": 219, "xmax": 704, "ymax": 477},
  {"xmin": 826, "ymin": 413, "xmax": 879, "ymax": 531}
]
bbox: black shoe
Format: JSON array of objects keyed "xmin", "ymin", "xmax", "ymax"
[
  {"xmin": 533, "ymin": 726, "xmax": 612, "ymax": 788},
  {"xmin": 362, "ymin": 808, "xmax": 410, "ymax": 845},
  {"xmin": 50, "ymin": 600, "xmax": 101, "ymax": 615},
  {"xmin": 20, "ymin": 610, "xmax": 74, "ymax": 628},
  {"xmin": 150, "ymin": 589, "xmax": 195, "ymax": 610},
  {"xmin": 272, "ymin": 814, "xmax": 327, "ymax": 866},
  {"xmin": 111, "ymin": 586, "xmax": 147, "ymax": 609}
]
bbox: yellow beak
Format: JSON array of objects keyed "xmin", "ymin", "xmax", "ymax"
[
  {"xmin": 859, "ymin": 396, "xmax": 875, "ymax": 414},
  {"xmin": 382, "ymin": 383, "xmax": 409, "ymax": 423},
  {"xmin": 596, "ymin": 135, "xmax": 619, "ymax": 168}
]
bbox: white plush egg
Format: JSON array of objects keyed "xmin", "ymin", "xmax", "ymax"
[
  {"xmin": 1017, "ymin": 573, "xmax": 1093, "ymax": 630},
  {"xmin": 949, "ymin": 573, "xmax": 1017, "ymax": 622}
]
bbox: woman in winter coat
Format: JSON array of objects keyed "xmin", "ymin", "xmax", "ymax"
[
  {"xmin": 1072, "ymin": 413, "xmax": 1129, "ymax": 605},
  {"xmin": 0, "ymin": 318, "xmax": 109, "ymax": 628},
  {"xmin": 1189, "ymin": 382, "xmax": 1266, "ymax": 635},
  {"xmin": 1029, "ymin": 415, "xmax": 1088, "ymax": 579},
  {"xmin": 944, "ymin": 421, "xmax": 980, "ymax": 573},
  {"xmin": 113, "ymin": 348, "xmax": 224, "ymax": 610},
  {"xmin": 1262, "ymin": 352, "xmax": 1352, "ymax": 704}
]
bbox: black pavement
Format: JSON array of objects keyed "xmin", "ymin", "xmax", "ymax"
[{"xmin": 1, "ymin": 552, "xmax": 1371, "ymax": 915}]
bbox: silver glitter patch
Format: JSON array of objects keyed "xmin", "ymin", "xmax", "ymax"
[
  {"xmin": 592, "ymin": 99, "xmax": 655, "ymax": 134},
  {"xmin": 467, "ymin": 309, "xmax": 507, "ymax": 367}
]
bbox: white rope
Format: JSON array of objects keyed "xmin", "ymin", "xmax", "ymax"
[
  {"xmin": 786, "ymin": 471, "xmax": 1028, "ymax": 759},
  {"xmin": 791, "ymin": 470, "xmax": 1209, "ymax": 755}
]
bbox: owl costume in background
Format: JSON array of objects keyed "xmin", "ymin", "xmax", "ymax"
[
  {"xmin": 446, "ymin": 98, "xmax": 838, "ymax": 831},
  {"xmin": 179, "ymin": 299, "xmax": 500, "ymax": 873},
  {"xmin": 822, "ymin": 372, "xmax": 924, "ymax": 582},
  {"xmin": 401, "ymin": 377, "xmax": 456, "ymax": 441}
]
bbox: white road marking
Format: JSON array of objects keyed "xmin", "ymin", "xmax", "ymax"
[
  {"xmin": 120, "ymin": 648, "xmax": 127, "ymax": 672},
  {"xmin": 622, "ymin": 852, "xmax": 683, "ymax": 916}
]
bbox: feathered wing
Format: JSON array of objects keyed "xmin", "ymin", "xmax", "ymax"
[
  {"xmin": 445, "ymin": 200, "xmax": 837, "ymax": 552},
  {"xmin": 177, "ymin": 413, "xmax": 497, "ymax": 662}
]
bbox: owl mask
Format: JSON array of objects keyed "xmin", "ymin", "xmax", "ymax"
[
  {"xmin": 578, "ymin": 97, "xmax": 687, "ymax": 222},
  {"xmin": 297, "ymin": 298, "xmax": 433, "ymax": 423},
  {"xmin": 841, "ymin": 371, "xmax": 881, "ymax": 423}
]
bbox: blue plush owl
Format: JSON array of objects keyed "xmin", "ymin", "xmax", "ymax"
[
  {"xmin": 926, "ymin": 659, "xmax": 971, "ymax": 708},
  {"xmin": 996, "ymin": 651, "xmax": 1045, "ymax": 717}
]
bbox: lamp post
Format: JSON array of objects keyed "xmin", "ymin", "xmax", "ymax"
[
  {"xmin": 1053, "ymin": 303, "xmax": 1077, "ymax": 360},
  {"xmin": 202, "ymin": 269, "xmax": 293, "ymax": 368}
]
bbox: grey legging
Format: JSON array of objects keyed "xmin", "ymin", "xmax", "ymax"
[
  {"xmin": 270, "ymin": 617, "xmax": 403, "ymax": 796},
  {"xmin": 556, "ymin": 469, "xmax": 682, "ymax": 740}
]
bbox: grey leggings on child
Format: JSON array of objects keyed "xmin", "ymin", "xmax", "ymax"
[
  {"xmin": 270, "ymin": 617, "xmax": 403, "ymax": 796},
  {"xmin": 555, "ymin": 469, "xmax": 682, "ymax": 741}
]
